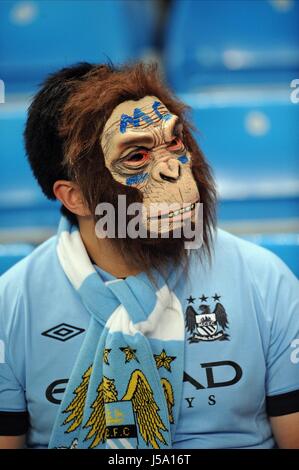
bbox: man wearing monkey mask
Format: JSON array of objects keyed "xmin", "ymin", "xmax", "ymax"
[{"xmin": 0, "ymin": 63, "xmax": 298, "ymax": 450}]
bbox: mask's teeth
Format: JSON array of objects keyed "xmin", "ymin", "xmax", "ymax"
[{"xmin": 148, "ymin": 201, "xmax": 197, "ymax": 220}]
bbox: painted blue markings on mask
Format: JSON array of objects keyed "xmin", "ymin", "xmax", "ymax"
[
  {"xmin": 152, "ymin": 101, "xmax": 172, "ymax": 121},
  {"xmin": 126, "ymin": 172, "xmax": 149, "ymax": 186},
  {"xmin": 120, "ymin": 114, "xmax": 134, "ymax": 134},
  {"xmin": 133, "ymin": 108, "xmax": 153, "ymax": 124},
  {"xmin": 120, "ymin": 109, "xmax": 153, "ymax": 134},
  {"xmin": 178, "ymin": 155, "xmax": 188, "ymax": 164},
  {"xmin": 120, "ymin": 102, "xmax": 173, "ymax": 133}
]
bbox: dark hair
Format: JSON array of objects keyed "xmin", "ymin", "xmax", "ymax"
[{"xmin": 24, "ymin": 62, "xmax": 97, "ymax": 223}]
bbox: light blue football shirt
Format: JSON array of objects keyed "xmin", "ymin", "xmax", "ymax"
[{"xmin": 0, "ymin": 228, "xmax": 298, "ymax": 448}]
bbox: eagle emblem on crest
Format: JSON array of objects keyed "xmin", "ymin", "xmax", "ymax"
[
  {"xmin": 185, "ymin": 303, "xmax": 230, "ymax": 343},
  {"xmin": 62, "ymin": 368, "xmax": 174, "ymax": 449}
]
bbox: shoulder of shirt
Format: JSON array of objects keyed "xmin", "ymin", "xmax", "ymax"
[
  {"xmin": 211, "ymin": 227, "xmax": 298, "ymax": 288},
  {"xmin": 0, "ymin": 236, "xmax": 58, "ymax": 340},
  {"xmin": 0, "ymin": 235, "xmax": 57, "ymax": 300}
]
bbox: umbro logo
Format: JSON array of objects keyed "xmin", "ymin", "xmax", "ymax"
[{"xmin": 41, "ymin": 323, "xmax": 85, "ymax": 342}]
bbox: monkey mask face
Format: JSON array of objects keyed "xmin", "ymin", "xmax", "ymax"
[{"xmin": 101, "ymin": 96, "xmax": 200, "ymax": 234}]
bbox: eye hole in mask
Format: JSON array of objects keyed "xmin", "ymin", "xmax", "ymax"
[
  {"xmin": 123, "ymin": 150, "xmax": 150, "ymax": 168},
  {"xmin": 167, "ymin": 137, "xmax": 184, "ymax": 152}
]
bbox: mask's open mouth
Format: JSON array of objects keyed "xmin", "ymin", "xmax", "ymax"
[
  {"xmin": 168, "ymin": 201, "xmax": 197, "ymax": 219},
  {"xmin": 147, "ymin": 199, "xmax": 199, "ymax": 221}
]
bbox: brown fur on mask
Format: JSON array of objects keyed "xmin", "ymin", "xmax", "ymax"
[{"xmin": 59, "ymin": 63, "xmax": 217, "ymax": 275}]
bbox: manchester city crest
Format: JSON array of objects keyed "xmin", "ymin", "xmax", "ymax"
[{"xmin": 185, "ymin": 294, "xmax": 230, "ymax": 343}]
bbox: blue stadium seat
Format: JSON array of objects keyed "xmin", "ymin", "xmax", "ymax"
[
  {"xmin": 243, "ymin": 233, "xmax": 299, "ymax": 278},
  {"xmin": 0, "ymin": 243, "xmax": 34, "ymax": 275},
  {"xmin": 182, "ymin": 87, "xmax": 299, "ymax": 225},
  {"xmin": 0, "ymin": 100, "xmax": 60, "ymax": 237},
  {"xmin": 165, "ymin": 0, "xmax": 299, "ymax": 91},
  {"xmin": 0, "ymin": 0, "xmax": 157, "ymax": 94},
  {"xmin": 126, "ymin": 0, "xmax": 158, "ymax": 58}
]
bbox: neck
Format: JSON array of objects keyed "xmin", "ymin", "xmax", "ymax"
[{"xmin": 78, "ymin": 216, "xmax": 141, "ymax": 278}]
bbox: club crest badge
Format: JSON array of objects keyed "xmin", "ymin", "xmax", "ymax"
[
  {"xmin": 61, "ymin": 368, "xmax": 174, "ymax": 449},
  {"xmin": 185, "ymin": 294, "xmax": 230, "ymax": 343}
]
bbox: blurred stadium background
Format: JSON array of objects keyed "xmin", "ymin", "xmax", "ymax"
[{"xmin": 0, "ymin": 0, "xmax": 298, "ymax": 277}]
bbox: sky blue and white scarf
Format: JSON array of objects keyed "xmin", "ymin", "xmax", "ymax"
[{"xmin": 49, "ymin": 217, "xmax": 185, "ymax": 449}]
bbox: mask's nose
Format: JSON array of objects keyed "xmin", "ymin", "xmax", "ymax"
[{"xmin": 153, "ymin": 158, "xmax": 181, "ymax": 183}]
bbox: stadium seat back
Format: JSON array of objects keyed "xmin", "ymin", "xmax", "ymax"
[
  {"xmin": 0, "ymin": 0, "xmax": 156, "ymax": 93},
  {"xmin": 165, "ymin": 0, "xmax": 299, "ymax": 91}
]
